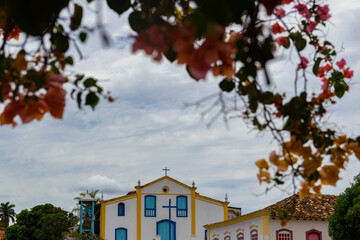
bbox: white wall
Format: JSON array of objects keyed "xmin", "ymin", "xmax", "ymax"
[
  {"xmin": 208, "ymin": 217, "xmax": 261, "ymax": 240},
  {"xmin": 105, "ymin": 197, "xmax": 137, "ymax": 240},
  {"xmin": 270, "ymin": 218, "xmax": 331, "ymax": 240}
]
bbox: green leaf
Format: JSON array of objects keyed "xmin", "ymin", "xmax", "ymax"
[
  {"xmin": 291, "ymin": 32, "xmax": 306, "ymax": 51},
  {"xmin": 51, "ymin": 32, "xmax": 69, "ymax": 53},
  {"xmin": 8, "ymin": 0, "xmax": 69, "ymax": 36},
  {"xmin": 70, "ymin": 4, "xmax": 83, "ymax": 30},
  {"xmin": 312, "ymin": 57, "xmax": 322, "ymax": 76},
  {"xmin": 79, "ymin": 32, "xmax": 87, "ymax": 42},
  {"xmin": 65, "ymin": 56, "xmax": 74, "ymax": 65},
  {"xmin": 183, "ymin": 13, "xmax": 207, "ymax": 39},
  {"xmin": 85, "ymin": 92, "xmax": 99, "ymax": 110},
  {"xmin": 128, "ymin": 11, "xmax": 148, "ymax": 32},
  {"xmin": 83, "ymin": 78, "xmax": 97, "ymax": 88},
  {"xmin": 76, "ymin": 92, "xmax": 82, "ymax": 109},
  {"xmin": 164, "ymin": 47, "xmax": 177, "ymax": 63},
  {"xmin": 334, "ymin": 82, "xmax": 346, "ymax": 98},
  {"xmin": 70, "ymin": 89, "xmax": 76, "ymax": 100},
  {"xmin": 106, "ymin": 0, "xmax": 130, "ymax": 16},
  {"xmin": 219, "ymin": 79, "xmax": 235, "ymax": 92},
  {"xmin": 262, "ymin": 91, "xmax": 274, "ymax": 105}
]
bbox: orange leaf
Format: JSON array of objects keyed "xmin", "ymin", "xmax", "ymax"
[
  {"xmin": 18, "ymin": 98, "xmax": 48, "ymax": 124},
  {"xmin": 0, "ymin": 100, "xmax": 25, "ymax": 127},
  {"xmin": 319, "ymin": 165, "xmax": 340, "ymax": 186},
  {"xmin": 255, "ymin": 159, "xmax": 269, "ymax": 170},
  {"xmin": 44, "ymin": 87, "xmax": 66, "ymax": 119}
]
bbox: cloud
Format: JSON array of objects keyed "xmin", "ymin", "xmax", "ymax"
[
  {"xmin": 72, "ymin": 175, "xmax": 125, "ymax": 195},
  {"xmin": 0, "ymin": 0, "xmax": 359, "ymax": 216}
]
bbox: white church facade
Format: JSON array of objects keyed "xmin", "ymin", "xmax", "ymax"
[{"xmin": 100, "ymin": 175, "xmax": 234, "ymax": 240}]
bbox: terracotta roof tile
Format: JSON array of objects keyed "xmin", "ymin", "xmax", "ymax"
[{"xmin": 263, "ymin": 193, "xmax": 337, "ymax": 220}]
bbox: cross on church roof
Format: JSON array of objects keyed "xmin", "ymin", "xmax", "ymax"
[{"xmin": 163, "ymin": 167, "xmax": 170, "ymax": 176}]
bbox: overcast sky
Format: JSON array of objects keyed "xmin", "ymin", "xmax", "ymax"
[{"xmin": 1, "ymin": 0, "xmax": 360, "ymax": 217}]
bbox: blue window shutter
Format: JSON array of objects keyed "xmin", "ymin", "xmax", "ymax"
[
  {"xmin": 176, "ymin": 196, "xmax": 187, "ymax": 217},
  {"xmin": 118, "ymin": 203, "xmax": 125, "ymax": 216},
  {"xmin": 145, "ymin": 195, "xmax": 156, "ymax": 217}
]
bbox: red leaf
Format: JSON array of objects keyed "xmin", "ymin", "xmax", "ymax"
[{"xmin": 44, "ymin": 87, "xmax": 66, "ymax": 119}]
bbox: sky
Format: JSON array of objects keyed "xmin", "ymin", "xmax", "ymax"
[{"xmin": 1, "ymin": 0, "xmax": 360, "ymax": 218}]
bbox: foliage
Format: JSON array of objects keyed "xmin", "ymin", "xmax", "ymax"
[
  {"xmin": 0, "ymin": 201, "xmax": 16, "ymax": 228},
  {"xmin": 0, "ymin": 0, "xmax": 358, "ymax": 193},
  {"xmin": 5, "ymin": 203, "xmax": 78, "ymax": 240},
  {"xmin": 328, "ymin": 174, "xmax": 360, "ymax": 240}
]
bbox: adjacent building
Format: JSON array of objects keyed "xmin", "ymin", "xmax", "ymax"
[{"xmin": 204, "ymin": 194, "xmax": 337, "ymax": 240}]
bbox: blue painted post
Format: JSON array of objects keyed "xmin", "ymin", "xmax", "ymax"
[
  {"xmin": 80, "ymin": 202, "xmax": 83, "ymax": 233},
  {"xmin": 91, "ymin": 201, "xmax": 95, "ymax": 234}
]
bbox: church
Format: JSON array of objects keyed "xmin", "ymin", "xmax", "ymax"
[
  {"xmin": 99, "ymin": 171, "xmax": 336, "ymax": 240},
  {"xmin": 99, "ymin": 171, "xmax": 240, "ymax": 240}
]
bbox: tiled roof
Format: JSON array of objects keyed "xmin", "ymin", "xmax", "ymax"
[{"xmin": 263, "ymin": 193, "xmax": 337, "ymax": 220}]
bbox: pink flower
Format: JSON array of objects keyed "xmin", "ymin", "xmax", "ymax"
[
  {"xmin": 294, "ymin": 4, "xmax": 310, "ymax": 19},
  {"xmin": 297, "ymin": 56, "xmax": 309, "ymax": 70},
  {"xmin": 321, "ymin": 77, "xmax": 329, "ymax": 90},
  {"xmin": 272, "ymin": 22, "xmax": 285, "ymax": 34},
  {"xmin": 275, "ymin": 36, "xmax": 289, "ymax": 47},
  {"xmin": 317, "ymin": 64, "xmax": 332, "ymax": 77},
  {"xmin": 317, "ymin": 5, "xmax": 331, "ymax": 21},
  {"xmin": 275, "ymin": 8, "xmax": 286, "ymax": 18},
  {"xmin": 343, "ymin": 67, "xmax": 354, "ymax": 79},
  {"xmin": 307, "ymin": 21, "xmax": 318, "ymax": 33},
  {"xmin": 336, "ymin": 58, "xmax": 346, "ymax": 69}
]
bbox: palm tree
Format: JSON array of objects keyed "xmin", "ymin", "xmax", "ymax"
[{"xmin": 0, "ymin": 202, "xmax": 16, "ymax": 228}]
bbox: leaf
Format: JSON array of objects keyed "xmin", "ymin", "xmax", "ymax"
[
  {"xmin": 51, "ymin": 32, "xmax": 69, "ymax": 53},
  {"xmin": 83, "ymin": 78, "xmax": 97, "ymax": 88},
  {"xmin": 76, "ymin": 92, "xmax": 82, "ymax": 109},
  {"xmin": 291, "ymin": 32, "xmax": 306, "ymax": 51},
  {"xmin": 79, "ymin": 32, "xmax": 87, "ymax": 42},
  {"xmin": 8, "ymin": 0, "xmax": 69, "ymax": 36},
  {"xmin": 164, "ymin": 47, "xmax": 177, "ymax": 63},
  {"xmin": 334, "ymin": 82, "xmax": 347, "ymax": 98},
  {"xmin": 128, "ymin": 11, "xmax": 148, "ymax": 33},
  {"xmin": 85, "ymin": 92, "xmax": 99, "ymax": 110},
  {"xmin": 65, "ymin": 56, "xmax": 74, "ymax": 65},
  {"xmin": 70, "ymin": 4, "xmax": 83, "ymax": 30},
  {"xmin": 219, "ymin": 79, "xmax": 235, "ymax": 92},
  {"xmin": 44, "ymin": 88, "xmax": 66, "ymax": 119},
  {"xmin": 312, "ymin": 57, "xmax": 322, "ymax": 75},
  {"xmin": 106, "ymin": 0, "xmax": 130, "ymax": 16}
]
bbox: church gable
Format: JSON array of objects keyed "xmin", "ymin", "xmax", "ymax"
[{"xmin": 140, "ymin": 176, "xmax": 193, "ymax": 195}]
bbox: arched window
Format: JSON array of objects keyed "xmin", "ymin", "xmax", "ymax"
[
  {"xmin": 144, "ymin": 195, "xmax": 156, "ymax": 217},
  {"xmin": 115, "ymin": 227, "xmax": 127, "ymax": 240},
  {"xmin": 237, "ymin": 232, "xmax": 244, "ymax": 240},
  {"xmin": 250, "ymin": 229, "xmax": 258, "ymax": 240},
  {"xmin": 306, "ymin": 229, "xmax": 322, "ymax": 240},
  {"xmin": 118, "ymin": 202, "xmax": 125, "ymax": 216},
  {"xmin": 276, "ymin": 229, "xmax": 292, "ymax": 240},
  {"xmin": 176, "ymin": 195, "xmax": 188, "ymax": 217},
  {"xmin": 224, "ymin": 236, "xmax": 231, "ymax": 240}
]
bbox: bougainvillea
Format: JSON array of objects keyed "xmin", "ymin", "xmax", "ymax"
[{"xmin": 0, "ymin": 0, "xmax": 358, "ymax": 201}]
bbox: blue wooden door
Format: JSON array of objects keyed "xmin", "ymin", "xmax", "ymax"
[
  {"xmin": 157, "ymin": 220, "xmax": 176, "ymax": 240},
  {"xmin": 115, "ymin": 228, "xmax": 127, "ymax": 240}
]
